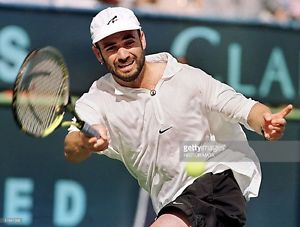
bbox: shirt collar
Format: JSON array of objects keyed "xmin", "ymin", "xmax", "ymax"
[
  {"xmin": 111, "ymin": 52, "xmax": 183, "ymax": 95},
  {"xmin": 146, "ymin": 52, "xmax": 182, "ymax": 79}
]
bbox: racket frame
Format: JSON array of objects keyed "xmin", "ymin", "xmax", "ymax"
[{"xmin": 12, "ymin": 46, "xmax": 99, "ymax": 138}]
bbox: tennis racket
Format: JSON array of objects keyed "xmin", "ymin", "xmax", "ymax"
[{"xmin": 12, "ymin": 46, "xmax": 100, "ymax": 138}]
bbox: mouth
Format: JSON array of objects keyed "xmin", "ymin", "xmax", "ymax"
[{"xmin": 117, "ymin": 60, "xmax": 134, "ymax": 71}]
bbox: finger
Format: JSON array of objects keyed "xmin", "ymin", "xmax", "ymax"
[
  {"xmin": 262, "ymin": 112, "xmax": 272, "ymax": 133},
  {"xmin": 263, "ymin": 131, "xmax": 270, "ymax": 140},
  {"xmin": 268, "ymin": 124, "xmax": 285, "ymax": 132},
  {"xmin": 98, "ymin": 127, "xmax": 108, "ymax": 140},
  {"xmin": 92, "ymin": 124, "xmax": 109, "ymax": 140},
  {"xmin": 263, "ymin": 112, "xmax": 272, "ymax": 122},
  {"xmin": 269, "ymin": 131, "xmax": 284, "ymax": 141},
  {"xmin": 271, "ymin": 118, "xmax": 286, "ymax": 126},
  {"xmin": 88, "ymin": 137, "xmax": 98, "ymax": 144},
  {"xmin": 278, "ymin": 104, "xmax": 293, "ymax": 118},
  {"xmin": 94, "ymin": 139, "xmax": 108, "ymax": 150}
]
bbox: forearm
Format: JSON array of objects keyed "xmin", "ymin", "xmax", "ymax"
[
  {"xmin": 64, "ymin": 131, "xmax": 93, "ymax": 163},
  {"xmin": 247, "ymin": 102, "xmax": 272, "ymax": 135}
]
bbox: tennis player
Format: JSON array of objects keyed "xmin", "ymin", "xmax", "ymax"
[{"xmin": 64, "ymin": 7, "xmax": 293, "ymax": 227}]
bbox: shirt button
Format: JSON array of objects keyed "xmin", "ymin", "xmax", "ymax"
[{"xmin": 150, "ymin": 90, "xmax": 156, "ymax": 96}]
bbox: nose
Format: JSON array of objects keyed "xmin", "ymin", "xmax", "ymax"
[{"xmin": 117, "ymin": 47, "xmax": 130, "ymax": 62}]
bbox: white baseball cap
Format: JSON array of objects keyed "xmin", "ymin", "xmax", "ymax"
[{"xmin": 90, "ymin": 7, "xmax": 141, "ymax": 44}]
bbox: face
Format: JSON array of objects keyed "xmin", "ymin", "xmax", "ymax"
[{"xmin": 94, "ymin": 30, "xmax": 146, "ymax": 83}]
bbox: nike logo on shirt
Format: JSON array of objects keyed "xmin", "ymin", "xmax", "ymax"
[{"xmin": 159, "ymin": 126, "xmax": 172, "ymax": 134}]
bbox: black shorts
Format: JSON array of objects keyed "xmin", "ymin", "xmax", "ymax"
[{"xmin": 157, "ymin": 170, "xmax": 246, "ymax": 227}]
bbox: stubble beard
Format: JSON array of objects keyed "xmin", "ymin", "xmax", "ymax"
[{"xmin": 106, "ymin": 51, "xmax": 145, "ymax": 83}]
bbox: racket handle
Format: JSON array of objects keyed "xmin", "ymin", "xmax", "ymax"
[{"xmin": 81, "ymin": 123, "xmax": 101, "ymax": 139}]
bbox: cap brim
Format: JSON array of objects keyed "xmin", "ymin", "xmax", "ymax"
[{"xmin": 92, "ymin": 23, "xmax": 141, "ymax": 44}]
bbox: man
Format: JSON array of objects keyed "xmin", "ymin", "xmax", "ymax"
[{"xmin": 64, "ymin": 7, "xmax": 293, "ymax": 227}]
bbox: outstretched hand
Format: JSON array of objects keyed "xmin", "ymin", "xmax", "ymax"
[
  {"xmin": 64, "ymin": 124, "xmax": 109, "ymax": 163},
  {"xmin": 87, "ymin": 124, "xmax": 109, "ymax": 151},
  {"xmin": 262, "ymin": 104, "xmax": 293, "ymax": 140}
]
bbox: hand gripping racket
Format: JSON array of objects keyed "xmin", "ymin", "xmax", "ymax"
[{"xmin": 12, "ymin": 46, "xmax": 100, "ymax": 138}]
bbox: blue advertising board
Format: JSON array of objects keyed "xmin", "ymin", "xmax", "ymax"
[{"xmin": 1, "ymin": 4, "xmax": 300, "ymax": 105}]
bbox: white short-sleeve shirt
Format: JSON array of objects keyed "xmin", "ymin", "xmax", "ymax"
[{"xmin": 70, "ymin": 52, "xmax": 261, "ymax": 214}]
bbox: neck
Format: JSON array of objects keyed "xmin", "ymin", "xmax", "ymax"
[{"xmin": 113, "ymin": 62, "xmax": 166, "ymax": 90}]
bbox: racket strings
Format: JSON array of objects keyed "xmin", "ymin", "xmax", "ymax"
[
  {"xmin": 43, "ymin": 72, "xmax": 66, "ymax": 132},
  {"xmin": 15, "ymin": 53, "xmax": 68, "ymax": 136}
]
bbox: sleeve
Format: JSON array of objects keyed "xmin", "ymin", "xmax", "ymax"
[
  {"xmin": 75, "ymin": 95, "xmax": 103, "ymax": 126},
  {"xmin": 208, "ymin": 111, "xmax": 248, "ymax": 141},
  {"xmin": 67, "ymin": 93, "xmax": 104, "ymax": 133},
  {"xmin": 202, "ymin": 73, "xmax": 257, "ymax": 131},
  {"xmin": 67, "ymin": 91, "xmax": 121, "ymax": 161}
]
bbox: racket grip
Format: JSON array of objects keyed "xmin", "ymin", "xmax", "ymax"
[{"xmin": 81, "ymin": 123, "xmax": 101, "ymax": 139}]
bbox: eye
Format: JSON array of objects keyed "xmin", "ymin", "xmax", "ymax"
[
  {"xmin": 124, "ymin": 39, "xmax": 135, "ymax": 47},
  {"xmin": 105, "ymin": 45, "xmax": 116, "ymax": 52}
]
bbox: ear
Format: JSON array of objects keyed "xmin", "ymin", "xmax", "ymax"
[
  {"xmin": 140, "ymin": 31, "xmax": 146, "ymax": 50},
  {"xmin": 92, "ymin": 45, "xmax": 104, "ymax": 64}
]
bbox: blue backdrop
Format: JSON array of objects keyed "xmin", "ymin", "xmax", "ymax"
[{"xmin": 0, "ymin": 4, "xmax": 299, "ymax": 227}]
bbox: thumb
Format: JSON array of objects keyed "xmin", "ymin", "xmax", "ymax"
[
  {"xmin": 92, "ymin": 124, "xmax": 109, "ymax": 140},
  {"xmin": 263, "ymin": 112, "xmax": 272, "ymax": 122}
]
